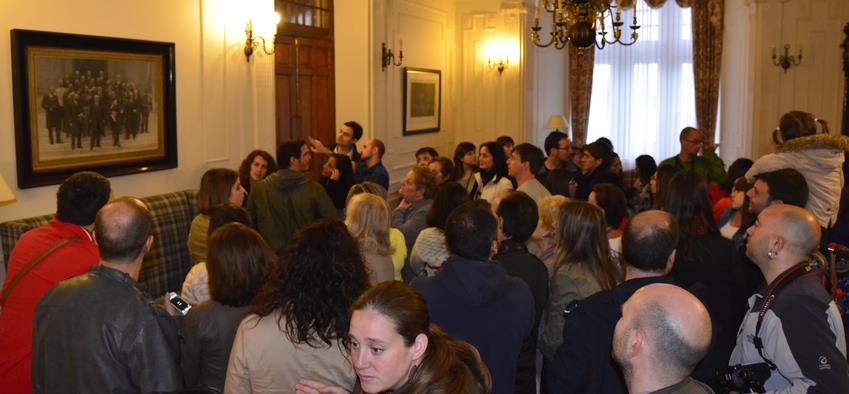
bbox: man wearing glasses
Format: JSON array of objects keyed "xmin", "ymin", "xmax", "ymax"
[{"xmin": 660, "ymin": 127, "xmax": 727, "ymax": 186}]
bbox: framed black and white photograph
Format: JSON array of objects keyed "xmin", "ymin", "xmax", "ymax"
[
  {"xmin": 403, "ymin": 67, "xmax": 441, "ymax": 135},
  {"xmin": 11, "ymin": 29, "xmax": 177, "ymax": 188}
]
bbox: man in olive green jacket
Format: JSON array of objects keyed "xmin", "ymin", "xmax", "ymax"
[
  {"xmin": 247, "ymin": 140, "xmax": 338, "ymax": 253},
  {"xmin": 659, "ymin": 127, "xmax": 727, "ymax": 186}
]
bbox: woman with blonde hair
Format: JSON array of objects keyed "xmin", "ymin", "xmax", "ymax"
[
  {"xmin": 346, "ymin": 182, "xmax": 407, "ymax": 280},
  {"xmin": 345, "ymin": 193, "xmax": 395, "ymax": 285},
  {"xmin": 528, "ymin": 195, "xmax": 569, "ymax": 276},
  {"xmin": 540, "ymin": 201, "xmax": 621, "ymax": 362}
]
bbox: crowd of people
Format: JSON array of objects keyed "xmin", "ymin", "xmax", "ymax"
[
  {"xmin": 40, "ymin": 69, "xmax": 154, "ymax": 149},
  {"xmin": 2, "ymin": 111, "xmax": 849, "ymax": 394}
]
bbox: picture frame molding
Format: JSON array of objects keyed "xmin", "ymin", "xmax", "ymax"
[
  {"xmin": 402, "ymin": 67, "xmax": 441, "ymax": 136},
  {"xmin": 10, "ymin": 29, "xmax": 178, "ymax": 188}
]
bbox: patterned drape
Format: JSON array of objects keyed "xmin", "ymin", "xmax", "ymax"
[
  {"xmin": 569, "ymin": 0, "xmax": 724, "ymax": 143},
  {"xmin": 688, "ymin": 0, "xmax": 723, "ymax": 142},
  {"xmin": 569, "ymin": 45, "xmax": 595, "ymax": 145}
]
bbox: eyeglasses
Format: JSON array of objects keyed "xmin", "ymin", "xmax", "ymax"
[{"xmin": 684, "ymin": 139, "xmax": 704, "ymax": 145}]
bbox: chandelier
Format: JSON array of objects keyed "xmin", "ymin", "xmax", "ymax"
[{"xmin": 531, "ymin": 0, "xmax": 640, "ymax": 50}]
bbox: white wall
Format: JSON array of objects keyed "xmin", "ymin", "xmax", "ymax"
[
  {"xmin": 372, "ymin": 0, "xmax": 456, "ymax": 186},
  {"xmin": 454, "ymin": 1, "xmax": 524, "ymax": 146},
  {"xmin": 0, "ymin": 0, "xmax": 276, "ymax": 221},
  {"xmin": 724, "ymin": 0, "xmax": 849, "ymax": 161},
  {"xmin": 334, "ymin": 0, "xmax": 372, "ymax": 138}
]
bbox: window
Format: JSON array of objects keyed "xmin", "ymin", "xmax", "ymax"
[
  {"xmin": 276, "ymin": 0, "xmax": 333, "ymax": 38},
  {"xmin": 586, "ymin": 2, "xmax": 695, "ymax": 168},
  {"xmin": 279, "ymin": 0, "xmax": 331, "ymax": 28}
]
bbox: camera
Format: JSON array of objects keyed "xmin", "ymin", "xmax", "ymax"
[{"xmin": 718, "ymin": 363, "xmax": 771, "ymax": 393}]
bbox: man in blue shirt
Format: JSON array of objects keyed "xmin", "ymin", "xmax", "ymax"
[{"xmin": 355, "ymin": 138, "xmax": 389, "ymax": 190}]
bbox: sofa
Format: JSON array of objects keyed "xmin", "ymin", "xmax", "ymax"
[{"xmin": 0, "ymin": 190, "xmax": 198, "ymax": 297}]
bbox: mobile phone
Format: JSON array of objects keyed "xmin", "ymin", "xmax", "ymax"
[{"xmin": 168, "ymin": 292, "xmax": 192, "ymax": 315}]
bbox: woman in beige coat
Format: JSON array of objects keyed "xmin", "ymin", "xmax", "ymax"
[{"xmin": 224, "ymin": 220, "xmax": 370, "ymax": 393}]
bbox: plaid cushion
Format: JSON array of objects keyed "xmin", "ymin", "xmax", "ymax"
[
  {"xmin": 0, "ymin": 214, "xmax": 53, "ymax": 265},
  {"xmin": 137, "ymin": 190, "xmax": 198, "ymax": 296},
  {"xmin": 0, "ymin": 190, "xmax": 197, "ymax": 297}
]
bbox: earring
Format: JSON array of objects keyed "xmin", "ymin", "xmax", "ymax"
[{"xmin": 767, "ymin": 251, "xmax": 776, "ymax": 260}]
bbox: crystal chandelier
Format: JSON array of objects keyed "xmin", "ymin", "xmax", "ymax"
[{"xmin": 531, "ymin": 0, "xmax": 640, "ymax": 50}]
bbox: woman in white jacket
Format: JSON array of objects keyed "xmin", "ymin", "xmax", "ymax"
[
  {"xmin": 473, "ymin": 141, "xmax": 514, "ymax": 201},
  {"xmin": 745, "ymin": 111, "xmax": 849, "ymax": 229}
]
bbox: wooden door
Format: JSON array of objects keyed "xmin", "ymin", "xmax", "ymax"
[{"xmin": 275, "ymin": 0, "xmax": 335, "ymax": 175}]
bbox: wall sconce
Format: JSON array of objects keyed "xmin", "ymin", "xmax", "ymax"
[
  {"xmin": 244, "ymin": 12, "xmax": 281, "ymax": 61},
  {"xmin": 382, "ymin": 41, "xmax": 403, "ymax": 70},
  {"xmin": 772, "ymin": 44, "xmax": 802, "ymax": 73},
  {"xmin": 485, "ymin": 38, "xmax": 518, "ymax": 76},
  {"xmin": 487, "ymin": 55, "xmax": 509, "ymax": 74}
]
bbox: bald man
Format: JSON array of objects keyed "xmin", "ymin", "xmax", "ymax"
[
  {"xmin": 728, "ymin": 205, "xmax": 849, "ymax": 392},
  {"xmin": 659, "ymin": 127, "xmax": 727, "ymax": 186},
  {"xmin": 32, "ymin": 198, "xmax": 183, "ymax": 394},
  {"xmin": 613, "ymin": 283, "xmax": 713, "ymax": 394}
]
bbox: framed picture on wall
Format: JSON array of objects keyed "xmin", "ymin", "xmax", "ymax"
[
  {"xmin": 403, "ymin": 67, "xmax": 441, "ymax": 135},
  {"xmin": 10, "ymin": 29, "xmax": 177, "ymax": 188}
]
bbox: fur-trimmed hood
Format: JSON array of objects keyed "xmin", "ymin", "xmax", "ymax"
[{"xmin": 776, "ymin": 134, "xmax": 849, "ymax": 153}]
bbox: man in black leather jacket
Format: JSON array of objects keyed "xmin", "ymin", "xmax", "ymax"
[{"xmin": 32, "ymin": 197, "xmax": 182, "ymax": 394}]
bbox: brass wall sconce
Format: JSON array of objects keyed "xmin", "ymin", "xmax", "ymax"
[
  {"xmin": 382, "ymin": 42, "xmax": 403, "ymax": 70},
  {"xmin": 772, "ymin": 44, "xmax": 802, "ymax": 73},
  {"xmin": 244, "ymin": 13, "xmax": 280, "ymax": 61},
  {"xmin": 487, "ymin": 56, "xmax": 508, "ymax": 74}
]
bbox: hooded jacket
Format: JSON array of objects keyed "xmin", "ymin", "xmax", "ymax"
[
  {"xmin": 246, "ymin": 169, "xmax": 338, "ymax": 253},
  {"xmin": 411, "ymin": 255, "xmax": 534, "ymax": 394},
  {"xmin": 746, "ymin": 134, "xmax": 849, "ymax": 229}
]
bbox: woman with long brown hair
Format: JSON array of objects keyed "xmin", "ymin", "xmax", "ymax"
[
  {"xmin": 189, "ymin": 168, "xmax": 246, "ymax": 264},
  {"xmin": 181, "ymin": 223, "xmax": 274, "ymax": 392},
  {"xmin": 295, "ymin": 281, "xmax": 491, "ymax": 394},
  {"xmin": 664, "ymin": 171, "xmax": 746, "ymax": 389},
  {"xmin": 540, "ymin": 201, "xmax": 621, "ymax": 361},
  {"xmin": 238, "ymin": 150, "xmax": 278, "ymax": 195}
]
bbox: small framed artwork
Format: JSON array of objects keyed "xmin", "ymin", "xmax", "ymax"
[
  {"xmin": 10, "ymin": 29, "xmax": 177, "ymax": 188},
  {"xmin": 403, "ymin": 67, "xmax": 441, "ymax": 135}
]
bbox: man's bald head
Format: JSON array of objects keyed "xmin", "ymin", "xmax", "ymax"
[
  {"xmin": 95, "ymin": 197, "xmax": 153, "ymax": 264},
  {"xmin": 679, "ymin": 127, "xmax": 701, "ymax": 141},
  {"xmin": 763, "ymin": 204, "xmax": 820, "ymax": 257},
  {"xmin": 613, "ymin": 284, "xmax": 711, "ymax": 380},
  {"xmin": 622, "ymin": 210, "xmax": 679, "ymax": 273}
]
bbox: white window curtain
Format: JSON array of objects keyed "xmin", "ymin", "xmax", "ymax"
[{"xmin": 586, "ymin": 2, "xmax": 696, "ymax": 168}]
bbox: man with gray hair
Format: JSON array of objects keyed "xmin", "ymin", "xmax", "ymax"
[
  {"xmin": 613, "ymin": 283, "xmax": 713, "ymax": 393},
  {"xmin": 32, "ymin": 198, "xmax": 182, "ymax": 394},
  {"xmin": 727, "ymin": 204, "xmax": 848, "ymax": 392}
]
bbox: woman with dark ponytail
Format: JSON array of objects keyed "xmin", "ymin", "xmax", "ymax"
[
  {"xmin": 295, "ymin": 281, "xmax": 492, "ymax": 394},
  {"xmin": 745, "ymin": 110, "xmax": 849, "ymax": 231}
]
